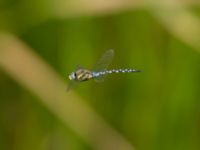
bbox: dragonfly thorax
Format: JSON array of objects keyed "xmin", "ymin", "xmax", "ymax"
[{"xmin": 69, "ymin": 68, "xmax": 93, "ymax": 82}]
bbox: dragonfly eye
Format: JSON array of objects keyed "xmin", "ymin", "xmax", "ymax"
[{"xmin": 74, "ymin": 72, "xmax": 77, "ymax": 78}]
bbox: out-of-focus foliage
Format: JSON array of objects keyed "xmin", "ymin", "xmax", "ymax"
[{"xmin": 1, "ymin": 0, "xmax": 200, "ymax": 150}]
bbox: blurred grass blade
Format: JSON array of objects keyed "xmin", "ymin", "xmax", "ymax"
[
  {"xmin": 52, "ymin": 0, "xmax": 200, "ymax": 18},
  {"xmin": 146, "ymin": 0, "xmax": 200, "ymax": 52}
]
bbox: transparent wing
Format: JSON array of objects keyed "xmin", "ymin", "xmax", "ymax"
[
  {"xmin": 93, "ymin": 49, "xmax": 114, "ymax": 72},
  {"xmin": 66, "ymin": 80, "xmax": 78, "ymax": 91},
  {"xmin": 92, "ymin": 49, "xmax": 114, "ymax": 82}
]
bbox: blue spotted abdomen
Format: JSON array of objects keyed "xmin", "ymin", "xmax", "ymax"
[{"xmin": 92, "ymin": 69, "xmax": 140, "ymax": 78}]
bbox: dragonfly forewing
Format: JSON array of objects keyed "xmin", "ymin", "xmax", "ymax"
[{"xmin": 92, "ymin": 49, "xmax": 114, "ymax": 82}]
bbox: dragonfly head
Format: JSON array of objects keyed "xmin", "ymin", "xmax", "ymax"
[{"xmin": 69, "ymin": 72, "xmax": 76, "ymax": 80}]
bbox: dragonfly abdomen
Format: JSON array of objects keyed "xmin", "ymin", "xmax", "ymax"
[{"xmin": 92, "ymin": 69, "xmax": 140, "ymax": 78}]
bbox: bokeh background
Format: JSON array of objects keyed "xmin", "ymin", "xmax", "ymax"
[{"xmin": 1, "ymin": 0, "xmax": 200, "ymax": 150}]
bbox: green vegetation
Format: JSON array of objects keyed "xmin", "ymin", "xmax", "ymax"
[{"xmin": 0, "ymin": 1, "xmax": 200, "ymax": 150}]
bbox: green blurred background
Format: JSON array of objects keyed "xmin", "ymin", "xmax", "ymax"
[{"xmin": 1, "ymin": 0, "xmax": 200, "ymax": 150}]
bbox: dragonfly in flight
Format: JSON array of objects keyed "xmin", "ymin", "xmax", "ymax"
[{"xmin": 68, "ymin": 49, "xmax": 141, "ymax": 90}]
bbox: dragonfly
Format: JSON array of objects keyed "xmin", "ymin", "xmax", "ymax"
[{"xmin": 67, "ymin": 49, "xmax": 141, "ymax": 90}]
